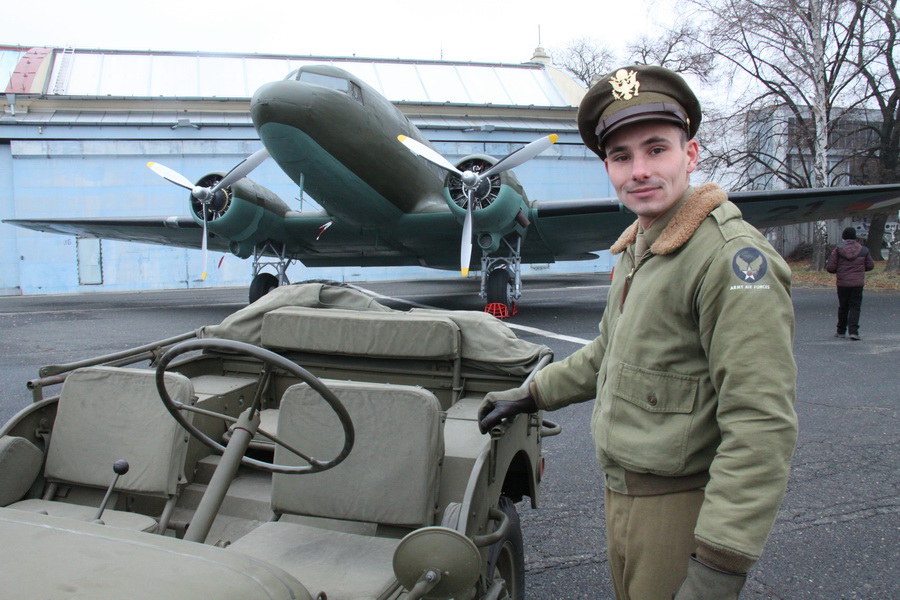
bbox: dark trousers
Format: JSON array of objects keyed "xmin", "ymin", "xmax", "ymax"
[{"xmin": 836, "ymin": 286, "xmax": 864, "ymax": 335}]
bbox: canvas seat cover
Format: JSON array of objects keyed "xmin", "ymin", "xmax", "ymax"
[
  {"xmin": 229, "ymin": 380, "xmax": 444, "ymax": 599},
  {"xmin": 7, "ymin": 367, "xmax": 193, "ymax": 531},
  {"xmin": 198, "ymin": 282, "xmax": 551, "ymax": 375}
]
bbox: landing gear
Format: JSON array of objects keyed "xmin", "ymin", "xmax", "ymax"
[
  {"xmin": 481, "ymin": 236, "xmax": 522, "ymax": 319},
  {"xmin": 486, "ymin": 267, "xmax": 513, "ymax": 306},
  {"xmin": 249, "ymin": 241, "xmax": 293, "ymax": 304},
  {"xmin": 249, "ymin": 273, "xmax": 279, "ymax": 304}
]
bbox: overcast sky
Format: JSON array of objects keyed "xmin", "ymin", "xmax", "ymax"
[{"xmin": 3, "ymin": 0, "xmax": 663, "ymax": 64}]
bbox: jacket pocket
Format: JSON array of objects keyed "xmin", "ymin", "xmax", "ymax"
[{"xmin": 604, "ymin": 363, "xmax": 699, "ymax": 475}]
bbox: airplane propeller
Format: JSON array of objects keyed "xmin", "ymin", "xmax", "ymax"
[
  {"xmin": 398, "ymin": 134, "xmax": 557, "ymax": 276},
  {"xmin": 147, "ymin": 148, "xmax": 270, "ymax": 280}
]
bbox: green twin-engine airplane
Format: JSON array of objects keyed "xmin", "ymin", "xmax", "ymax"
[{"xmin": 6, "ymin": 64, "xmax": 900, "ymax": 313}]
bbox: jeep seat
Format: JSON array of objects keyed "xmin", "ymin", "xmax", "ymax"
[
  {"xmin": 6, "ymin": 366, "xmax": 193, "ymax": 533},
  {"xmin": 229, "ymin": 380, "xmax": 444, "ymax": 599}
]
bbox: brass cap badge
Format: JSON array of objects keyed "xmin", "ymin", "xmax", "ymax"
[{"xmin": 609, "ymin": 69, "xmax": 640, "ymax": 101}]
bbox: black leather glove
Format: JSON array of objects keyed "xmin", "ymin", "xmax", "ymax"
[
  {"xmin": 673, "ymin": 555, "xmax": 746, "ymax": 600},
  {"xmin": 477, "ymin": 385, "xmax": 538, "ymax": 434}
]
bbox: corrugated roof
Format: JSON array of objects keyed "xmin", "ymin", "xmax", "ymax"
[{"xmin": 37, "ymin": 50, "xmax": 579, "ymax": 107}]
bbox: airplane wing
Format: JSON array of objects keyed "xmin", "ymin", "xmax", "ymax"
[
  {"xmin": 7, "ymin": 183, "xmax": 899, "ymax": 267},
  {"xmin": 4, "ymin": 214, "xmax": 408, "ymax": 264},
  {"xmin": 726, "ymin": 184, "xmax": 900, "ymax": 227},
  {"xmin": 4, "ymin": 217, "xmax": 218, "ymax": 251},
  {"xmin": 527, "ymin": 183, "xmax": 900, "ymax": 259}
]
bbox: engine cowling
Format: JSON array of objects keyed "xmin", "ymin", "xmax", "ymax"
[
  {"xmin": 191, "ymin": 173, "xmax": 291, "ymax": 258},
  {"xmin": 442, "ymin": 155, "xmax": 530, "ymax": 253}
]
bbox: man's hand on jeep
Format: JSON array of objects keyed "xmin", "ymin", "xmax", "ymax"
[{"xmin": 477, "ymin": 385, "xmax": 538, "ymax": 434}]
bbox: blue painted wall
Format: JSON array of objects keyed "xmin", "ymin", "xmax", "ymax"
[{"xmin": 0, "ymin": 143, "xmax": 19, "ymax": 295}]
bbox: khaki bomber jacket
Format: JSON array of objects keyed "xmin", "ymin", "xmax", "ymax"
[{"xmin": 533, "ymin": 184, "xmax": 798, "ymax": 573}]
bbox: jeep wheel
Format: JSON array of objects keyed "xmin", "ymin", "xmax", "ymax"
[{"xmin": 486, "ymin": 496, "xmax": 525, "ymax": 599}]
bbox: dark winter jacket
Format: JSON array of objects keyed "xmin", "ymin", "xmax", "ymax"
[{"xmin": 826, "ymin": 240, "xmax": 875, "ymax": 287}]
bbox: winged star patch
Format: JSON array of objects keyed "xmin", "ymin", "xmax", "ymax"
[{"xmin": 731, "ymin": 247, "xmax": 768, "ymax": 283}]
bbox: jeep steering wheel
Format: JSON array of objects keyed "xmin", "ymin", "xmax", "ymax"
[{"xmin": 155, "ymin": 338, "xmax": 354, "ymax": 474}]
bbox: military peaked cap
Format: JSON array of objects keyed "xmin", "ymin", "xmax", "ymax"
[{"xmin": 577, "ymin": 64, "xmax": 702, "ymax": 159}]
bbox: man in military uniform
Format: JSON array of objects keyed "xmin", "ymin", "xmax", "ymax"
[{"xmin": 479, "ymin": 65, "xmax": 798, "ymax": 599}]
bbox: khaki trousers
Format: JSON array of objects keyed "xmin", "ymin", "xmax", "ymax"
[{"xmin": 605, "ymin": 487, "xmax": 705, "ymax": 600}]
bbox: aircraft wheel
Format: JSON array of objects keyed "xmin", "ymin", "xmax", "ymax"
[
  {"xmin": 249, "ymin": 272, "xmax": 279, "ymax": 304},
  {"xmin": 486, "ymin": 267, "xmax": 513, "ymax": 308},
  {"xmin": 485, "ymin": 496, "xmax": 525, "ymax": 599}
]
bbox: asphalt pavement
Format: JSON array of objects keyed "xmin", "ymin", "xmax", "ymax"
[{"xmin": 0, "ymin": 274, "xmax": 897, "ymax": 599}]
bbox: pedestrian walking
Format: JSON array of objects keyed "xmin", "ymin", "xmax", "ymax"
[{"xmin": 826, "ymin": 226, "xmax": 875, "ymax": 340}]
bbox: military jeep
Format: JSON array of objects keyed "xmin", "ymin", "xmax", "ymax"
[{"xmin": 0, "ymin": 283, "xmax": 558, "ymax": 600}]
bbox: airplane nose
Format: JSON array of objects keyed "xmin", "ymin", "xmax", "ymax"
[
  {"xmin": 250, "ymin": 80, "xmax": 304, "ymax": 128},
  {"xmin": 251, "ymin": 80, "xmax": 296, "ymax": 107}
]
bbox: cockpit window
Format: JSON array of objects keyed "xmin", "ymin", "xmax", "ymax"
[
  {"xmin": 292, "ymin": 71, "xmax": 365, "ymax": 106},
  {"xmin": 298, "ymin": 71, "xmax": 350, "ymax": 92},
  {"xmin": 348, "ymin": 81, "xmax": 364, "ymax": 105}
]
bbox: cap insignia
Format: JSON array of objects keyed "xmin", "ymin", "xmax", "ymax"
[{"xmin": 609, "ymin": 69, "xmax": 640, "ymax": 101}]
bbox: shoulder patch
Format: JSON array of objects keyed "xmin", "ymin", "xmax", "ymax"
[{"xmin": 731, "ymin": 247, "xmax": 768, "ymax": 283}]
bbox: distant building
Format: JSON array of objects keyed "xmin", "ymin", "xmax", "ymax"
[
  {"xmin": 1, "ymin": 46, "xmax": 613, "ymax": 296},
  {"xmin": 744, "ymin": 105, "xmax": 897, "ymax": 257}
]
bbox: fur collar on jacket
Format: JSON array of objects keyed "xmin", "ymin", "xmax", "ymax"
[{"xmin": 610, "ymin": 183, "xmax": 728, "ymax": 256}]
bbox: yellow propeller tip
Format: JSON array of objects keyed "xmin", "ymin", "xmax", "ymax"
[
  {"xmin": 147, "ymin": 161, "xmax": 156, "ymax": 167},
  {"xmin": 461, "ymin": 269, "xmax": 469, "ymax": 277},
  {"xmin": 201, "ymin": 272, "xmax": 207, "ymax": 281},
  {"xmin": 549, "ymin": 134, "xmax": 559, "ymax": 143},
  {"xmin": 397, "ymin": 135, "xmax": 407, "ymax": 142}
]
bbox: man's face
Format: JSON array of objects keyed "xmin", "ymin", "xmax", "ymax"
[{"xmin": 603, "ymin": 120, "xmax": 699, "ymax": 228}]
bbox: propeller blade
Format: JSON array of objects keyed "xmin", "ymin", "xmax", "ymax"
[
  {"xmin": 460, "ymin": 193, "xmax": 474, "ymax": 277},
  {"xmin": 480, "ymin": 134, "xmax": 558, "ymax": 180},
  {"xmin": 200, "ymin": 210, "xmax": 209, "ymax": 281},
  {"xmin": 211, "ymin": 147, "xmax": 270, "ymax": 193},
  {"xmin": 400, "ymin": 132, "xmax": 557, "ymax": 277},
  {"xmin": 147, "ymin": 162, "xmax": 194, "ymax": 191},
  {"xmin": 398, "ymin": 135, "xmax": 463, "ymax": 176}
]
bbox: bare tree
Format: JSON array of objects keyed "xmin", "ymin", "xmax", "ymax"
[
  {"xmin": 808, "ymin": 0, "xmax": 831, "ymax": 270},
  {"xmin": 849, "ymin": 0, "xmax": 900, "ymax": 269},
  {"xmin": 626, "ymin": 22, "xmax": 716, "ymax": 83},
  {"xmin": 551, "ymin": 37, "xmax": 617, "ymax": 87},
  {"xmin": 672, "ymin": 0, "xmax": 887, "ymax": 269},
  {"xmin": 556, "ymin": 2, "xmax": 900, "ymax": 270}
]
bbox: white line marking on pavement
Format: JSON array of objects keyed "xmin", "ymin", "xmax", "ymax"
[{"xmin": 503, "ymin": 323, "xmax": 592, "ymax": 346}]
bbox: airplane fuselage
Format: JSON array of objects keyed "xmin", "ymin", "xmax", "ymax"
[
  {"xmin": 251, "ymin": 66, "xmax": 448, "ymax": 228},
  {"xmin": 248, "ymin": 65, "xmax": 541, "ymax": 270}
]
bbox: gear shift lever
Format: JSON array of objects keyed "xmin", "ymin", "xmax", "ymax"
[{"xmin": 93, "ymin": 459, "xmax": 129, "ymax": 522}]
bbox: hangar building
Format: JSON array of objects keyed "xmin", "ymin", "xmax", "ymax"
[{"xmin": 0, "ymin": 45, "xmax": 614, "ymax": 296}]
